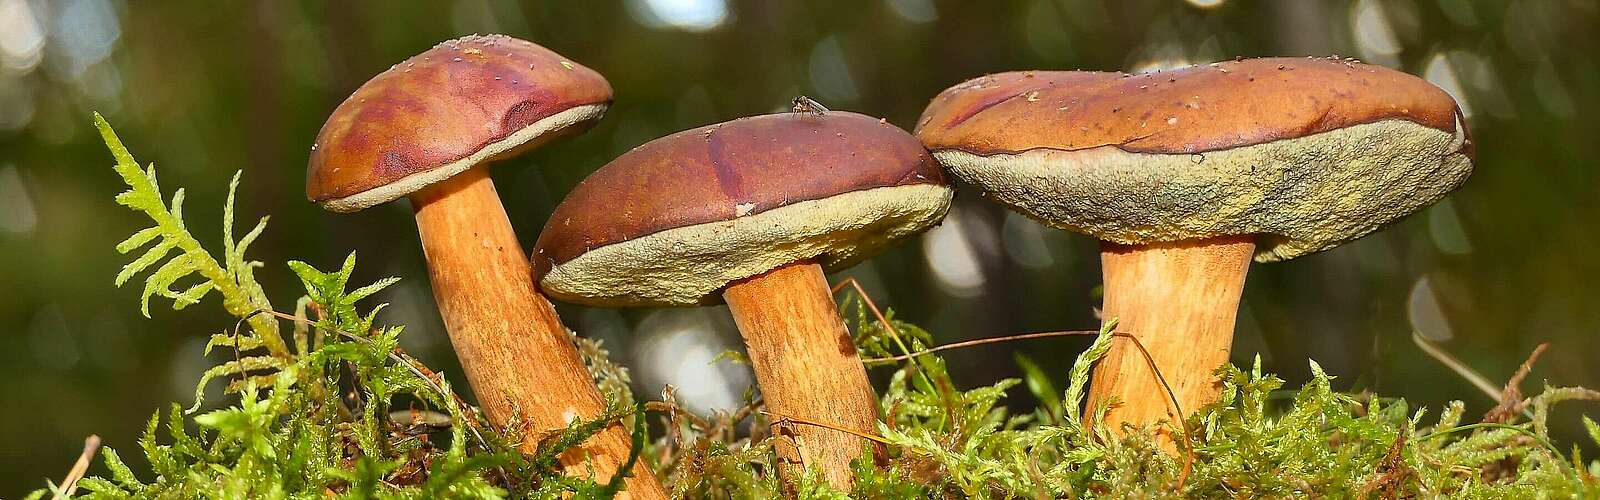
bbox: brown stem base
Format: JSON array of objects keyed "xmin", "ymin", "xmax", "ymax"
[
  {"xmin": 1086, "ymin": 235, "xmax": 1254, "ymax": 448},
  {"xmin": 723, "ymin": 260, "xmax": 881, "ymax": 490},
  {"xmin": 411, "ymin": 168, "xmax": 664, "ymax": 498}
]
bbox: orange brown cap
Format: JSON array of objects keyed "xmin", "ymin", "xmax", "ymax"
[
  {"xmin": 307, "ymin": 34, "xmax": 613, "ymax": 213},
  {"xmin": 533, "ymin": 111, "xmax": 953, "ymax": 307},
  {"xmin": 916, "ymin": 57, "xmax": 1475, "ymax": 262}
]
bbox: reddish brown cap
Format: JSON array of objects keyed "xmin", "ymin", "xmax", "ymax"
[
  {"xmin": 307, "ymin": 34, "xmax": 613, "ymax": 212},
  {"xmin": 533, "ymin": 111, "xmax": 953, "ymax": 307},
  {"xmin": 916, "ymin": 57, "xmax": 1475, "ymax": 262},
  {"xmin": 916, "ymin": 57, "xmax": 1468, "ymax": 155}
]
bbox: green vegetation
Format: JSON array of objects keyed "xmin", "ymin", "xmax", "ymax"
[{"xmin": 30, "ymin": 119, "xmax": 1600, "ymax": 498}]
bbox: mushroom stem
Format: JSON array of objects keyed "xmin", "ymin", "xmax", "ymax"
[
  {"xmin": 722, "ymin": 260, "xmax": 881, "ymax": 490},
  {"xmin": 1086, "ymin": 235, "xmax": 1254, "ymax": 447},
  {"xmin": 410, "ymin": 167, "xmax": 665, "ymax": 499}
]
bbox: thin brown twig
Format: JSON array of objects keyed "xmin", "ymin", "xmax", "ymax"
[
  {"xmin": 859, "ymin": 325, "xmax": 1198, "ymax": 489},
  {"xmin": 654, "ymin": 385, "xmax": 685, "ymax": 468},
  {"xmin": 706, "ymin": 396, "xmax": 764, "ymax": 442},
  {"xmin": 835, "ymin": 274, "xmax": 985, "ymax": 442},
  {"xmin": 759, "ymin": 410, "xmax": 893, "ymax": 446},
  {"xmin": 1411, "ymin": 332, "xmax": 1505, "ymax": 403},
  {"xmin": 1483, "ymin": 343, "xmax": 1550, "ymax": 424},
  {"xmin": 1504, "ymin": 343, "xmax": 1550, "ymax": 397},
  {"xmin": 830, "ymin": 276, "xmax": 912, "ymax": 353},
  {"xmin": 828, "ymin": 277, "xmax": 1197, "ymax": 490},
  {"xmin": 1358, "ymin": 433, "xmax": 1415, "ymax": 498},
  {"xmin": 1108, "ymin": 329, "xmax": 1195, "ymax": 490},
  {"xmin": 861, "ymin": 330, "xmax": 1105, "ymax": 363},
  {"xmin": 53, "ymin": 435, "xmax": 100, "ymax": 500}
]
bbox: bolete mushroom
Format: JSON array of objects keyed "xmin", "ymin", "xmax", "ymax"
[
  {"xmin": 531, "ymin": 110, "xmax": 952, "ymax": 488},
  {"xmin": 915, "ymin": 57, "xmax": 1473, "ymax": 443},
  {"xmin": 307, "ymin": 34, "xmax": 664, "ymax": 497}
]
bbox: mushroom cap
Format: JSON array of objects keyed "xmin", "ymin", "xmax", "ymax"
[
  {"xmin": 307, "ymin": 34, "xmax": 613, "ymax": 213},
  {"xmin": 916, "ymin": 57, "xmax": 1474, "ymax": 262},
  {"xmin": 533, "ymin": 111, "xmax": 953, "ymax": 307}
]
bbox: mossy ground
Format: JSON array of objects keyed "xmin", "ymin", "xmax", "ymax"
[{"xmin": 28, "ymin": 119, "xmax": 1600, "ymax": 499}]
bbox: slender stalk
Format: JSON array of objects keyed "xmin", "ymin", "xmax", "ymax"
[
  {"xmin": 723, "ymin": 260, "xmax": 882, "ymax": 490},
  {"xmin": 1087, "ymin": 235, "xmax": 1254, "ymax": 447},
  {"xmin": 411, "ymin": 167, "xmax": 665, "ymax": 498}
]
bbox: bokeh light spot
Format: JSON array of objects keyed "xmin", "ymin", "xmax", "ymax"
[
  {"xmin": 886, "ymin": 0, "xmax": 938, "ymax": 24},
  {"xmin": 0, "ymin": 0, "xmax": 46, "ymax": 73},
  {"xmin": 808, "ymin": 35, "xmax": 860, "ymax": 102},
  {"xmin": 0, "ymin": 164, "xmax": 37, "ymax": 235},
  {"xmin": 628, "ymin": 0, "xmax": 728, "ymax": 32},
  {"xmin": 1408, "ymin": 276, "xmax": 1453, "ymax": 342},
  {"xmin": 636, "ymin": 310, "xmax": 749, "ymax": 415},
  {"xmin": 923, "ymin": 207, "xmax": 987, "ymax": 296},
  {"xmin": 1350, "ymin": 0, "xmax": 1402, "ymax": 66}
]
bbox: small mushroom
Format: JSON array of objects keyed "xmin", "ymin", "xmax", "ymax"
[
  {"xmin": 307, "ymin": 34, "xmax": 664, "ymax": 498},
  {"xmin": 532, "ymin": 111, "xmax": 953, "ymax": 488},
  {"xmin": 916, "ymin": 57, "xmax": 1473, "ymax": 444}
]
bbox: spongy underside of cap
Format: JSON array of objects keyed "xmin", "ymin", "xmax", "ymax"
[
  {"xmin": 319, "ymin": 103, "xmax": 608, "ymax": 213},
  {"xmin": 541, "ymin": 183, "xmax": 953, "ymax": 307},
  {"xmin": 933, "ymin": 118, "xmax": 1472, "ymax": 262}
]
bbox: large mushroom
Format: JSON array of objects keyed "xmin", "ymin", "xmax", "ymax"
[
  {"xmin": 307, "ymin": 34, "xmax": 665, "ymax": 497},
  {"xmin": 915, "ymin": 57, "xmax": 1473, "ymax": 443},
  {"xmin": 532, "ymin": 110, "xmax": 952, "ymax": 488}
]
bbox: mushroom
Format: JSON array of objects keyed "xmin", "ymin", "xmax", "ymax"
[
  {"xmin": 307, "ymin": 34, "xmax": 664, "ymax": 497},
  {"xmin": 915, "ymin": 57, "xmax": 1473, "ymax": 443},
  {"xmin": 532, "ymin": 110, "xmax": 953, "ymax": 488}
]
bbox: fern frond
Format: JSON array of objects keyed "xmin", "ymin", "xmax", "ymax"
[
  {"xmin": 115, "ymin": 226, "xmax": 162, "ymax": 253},
  {"xmin": 347, "ymin": 276, "xmax": 400, "ymax": 304},
  {"xmin": 1064, "ymin": 319, "xmax": 1116, "ymax": 426},
  {"xmin": 72, "ymin": 477, "xmax": 127, "ymax": 497},
  {"xmin": 188, "ymin": 355, "xmax": 287, "ymax": 413},
  {"xmin": 166, "ymin": 280, "xmax": 214, "ymax": 309},
  {"xmin": 96, "ymin": 114, "xmax": 286, "ymax": 357},
  {"xmin": 115, "ymin": 238, "xmax": 174, "ymax": 289},
  {"xmin": 205, "ymin": 332, "xmax": 265, "ymax": 355},
  {"xmin": 1585, "ymin": 417, "xmax": 1600, "ymax": 448},
  {"xmin": 100, "ymin": 447, "xmax": 143, "ymax": 492},
  {"xmin": 224, "ymin": 374, "xmax": 284, "ymax": 395}
]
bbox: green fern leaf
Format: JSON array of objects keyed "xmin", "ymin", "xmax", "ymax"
[
  {"xmin": 221, "ymin": 171, "xmax": 240, "ymax": 257},
  {"xmin": 101, "ymin": 447, "xmax": 144, "ymax": 490},
  {"xmin": 188, "ymin": 355, "xmax": 286, "ymax": 413},
  {"xmin": 73, "ymin": 476, "xmax": 128, "ymax": 496},
  {"xmin": 115, "ymin": 238, "xmax": 174, "ymax": 289},
  {"xmin": 166, "ymin": 281, "xmax": 214, "ymax": 310},
  {"xmin": 223, "ymin": 374, "xmax": 283, "ymax": 394},
  {"xmin": 1585, "ymin": 416, "xmax": 1600, "ymax": 448},
  {"xmin": 115, "ymin": 226, "xmax": 162, "ymax": 254},
  {"xmin": 97, "ymin": 114, "xmax": 284, "ymax": 355},
  {"xmin": 137, "ymin": 411, "xmax": 179, "ymax": 477},
  {"xmin": 140, "ymin": 252, "xmax": 200, "ymax": 315},
  {"xmin": 1064, "ymin": 319, "xmax": 1116, "ymax": 426},
  {"xmin": 347, "ymin": 276, "xmax": 399, "ymax": 303},
  {"xmin": 204, "ymin": 332, "xmax": 264, "ymax": 355},
  {"xmin": 113, "ymin": 187, "xmax": 158, "ymax": 210},
  {"xmin": 166, "ymin": 187, "xmax": 186, "ymax": 229}
]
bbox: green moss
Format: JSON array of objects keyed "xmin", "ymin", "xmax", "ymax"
[{"xmin": 35, "ymin": 118, "xmax": 1599, "ymax": 498}]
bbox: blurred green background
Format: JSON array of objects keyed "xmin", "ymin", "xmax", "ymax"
[{"xmin": 2, "ymin": 0, "xmax": 1596, "ymax": 491}]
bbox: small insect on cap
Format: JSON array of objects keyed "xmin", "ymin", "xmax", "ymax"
[
  {"xmin": 916, "ymin": 57, "xmax": 1474, "ymax": 262},
  {"xmin": 533, "ymin": 111, "xmax": 953, "ymax": 307},
  {"xmin": 306, "ymin": 34, "xmax": 613, "ymax": 213}
]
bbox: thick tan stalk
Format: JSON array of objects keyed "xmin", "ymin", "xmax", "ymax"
[
  {"xmin": 723, "ymin": 260, "xmax": 881, "ymax": 490},
  {"xmin": 1086, "ymin": 235, "xmax": 1254, "ymax": 448},
  {"xmin": 411, "ymin": 167, "xmax": 665, "ymax": 499}
]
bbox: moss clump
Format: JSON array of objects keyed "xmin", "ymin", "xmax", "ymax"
[{"xmin": 29, "ymin": 119, "xmax": 1600, "ymax": 498}]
